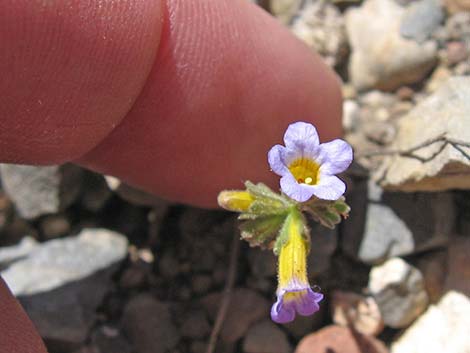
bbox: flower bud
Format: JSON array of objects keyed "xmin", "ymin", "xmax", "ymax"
[{"xmin": 217, "ymin": 190, "xmax": 254, "ymax": 212}]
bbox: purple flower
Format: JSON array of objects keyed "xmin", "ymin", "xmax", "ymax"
[
  {"xmin": 270, "ymin": 210, "xmax": 324, "ymax": 324},
  {"xmin": 271, "ymin": 284, "xmax": 324, "ymax": 324},
  {"xmin": 268, "ymin": 122, "xmax": 353, "ymax": 202}
]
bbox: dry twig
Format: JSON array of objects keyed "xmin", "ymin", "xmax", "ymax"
[
  {"xmin": 357, "ymin": 134, "xmax": 470, "ymax": 163},
  {"xmin": 206, "ymin": 230, "xmax": 240, "ymax": 353}
]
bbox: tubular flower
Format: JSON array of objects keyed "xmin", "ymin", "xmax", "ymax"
[
  {"xmin": 271, "ymin": 210, "xmax": 323, "ymax": 324},
  {"xmin": 268, "ymin": 122, "xmax": 353, "ymax": 202}
]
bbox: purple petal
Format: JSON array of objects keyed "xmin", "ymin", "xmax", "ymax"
[
  {"xmin": 295, "ymin": 288, "xmax": 323, "ymax": 316},
  {"xmin": 280, "ymin": 173, "xmax": 315, "ymax": 202},
  {"xmin": 271, "ymin": 288, "xmax": 323, "ymax": 324},
  {"xmin": 283, "ymin": 122, "xmax": 320, "ymax": 152},
  {"xmin": 310, "ymin": 175, "xmax": 346, "ymax": 200},
  {"xmin": 271, "ymin": 298, "xmax": 296, "ymax": 324},
  {"xmin": 268, "ymin": 145, "xmax": 288, "ymax": 176},
  {"xmin": 318, "ymin": 139, "xmax": 353, "ymax": 175}
]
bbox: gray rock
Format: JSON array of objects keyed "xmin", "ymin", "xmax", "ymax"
[
  {"xmin": 291, "ymin": 1, "xmax": 348, "ymax": 67},
  {"xmin": 307, "ymin": 221, "xmax": 337, "ymax": 275},
  {"xmin": 346, "ymin": 0, "xmax": 437, "ymax": 91},
  {"xmin": 19, "ymin": 264, "xmax": 119, "ymax": 352},
  {"xmin": 190, "ymin": 341, "xmax": 207, "ymax": 353},
  {"xmin": 181, "ymin": 310, "xmax": 211, "ymax": 339},
  {"xmin": 91, "ymin": 326, "xmax": 133, "ymax": 353},
  {"xmin": 158, "ymin": 251, "xmax": 180, "ymax": 278},
  {"xmin": 0, "ymin": 164, "xmax": 83, "ymax": 219},
  {"xmin": 201, "ymin": 288, "xmax": 270, "ymax": 343},
  {"xmin": 375, "ymin": 77, "xmax": 470, "ymax": 191},
  {"xmin": 122, "ymin": 294, "xmax": 180, "ymax": 353},
  {"xmin": 1, "ymin": 228, "xmax": 128, "ymax": 295},
  {"xmin": 391, "ymin": 291, "xmax": 470, "ymax": 353},
  {"xmin": 400, "ymin": 0, "xmax": 444, "ymax": 43},
  {"xmin": 248, "ymin": 247, "xmax": 277, "ymax": 279},
  {"xmin": 369, "ymin": 258, "xmax": 429, "ymax": 328},
  {"xmin": 191, "ymin": 274, "xmax": 213, "ymax": 295},
  {"xmin": 342, "ymin": 179, "xmax": 454, "ymax": 264},
  {"xmin": 243, "ymin": 320, "xmax": 292, "ymax": 353}
]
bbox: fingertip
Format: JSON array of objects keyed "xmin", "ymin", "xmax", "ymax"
[
  {"xmin": 0, "ymin": 277, "xmax": 48, "ymax": 353},
  {"xmin": 79, "ymin": 0, "xmax": 343, "ymax": 207},
  {"xmin": 0, "ymin": 0, "xmax": 164, "ymax": 164}
]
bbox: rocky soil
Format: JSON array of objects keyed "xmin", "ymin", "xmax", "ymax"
[{"xmin": 1, "ymin": 0, "xmax": 470, "ymax": 352}]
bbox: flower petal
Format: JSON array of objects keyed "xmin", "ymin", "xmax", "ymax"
[
  {"xmin": 318, "ymin": 139, "xmax": 353, "ymax": 175},
  {"xmin": 294, "ymin": 288, "xmax": 323, "ymax": 316},
  {"xmin": 310, "ymin": 175, "xmax": 346, "ymax": 200},
  {"xmin": 271, "ymin": 295, "xmax": 296, "ymax": 323},
  {"xmin": 268, "ymin": 144, "xmax": 288, "ymax": 176},
  {"xmin": 283, "ymin": 122, "xmax": 319, "ymax": 152},
  {"xmin": 280, "ymin": 173, "xmax": 315, "ymax": 202},
  {"xmin": 270, "ymin": 288, "xmax": 323, "ymax": 323}
]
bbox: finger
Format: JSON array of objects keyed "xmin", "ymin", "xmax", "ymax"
[
  {"xmin": 0, "ymin": 277, "xmax": 48, "ymax": 353},
  {"xmin": 78, "ymin": 0, "xmax": 343, "ymax": 207},
  {"xmin": 0, "ymin": 0, "xmax": 164, "ymax": 163},
  {"xmin": 0, "ymin": 0, "xmax": 342, "ymax": 208}
]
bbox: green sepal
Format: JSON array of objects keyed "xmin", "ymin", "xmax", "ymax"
[
  {"xmin": 272, "ymin": 207, "xmax": 309, "ymax": 256},
  {"xmin": 332, "ymin": 199, "xmax": 351, "ymax": 215},
  {"xmin": 243, "ymin": 181, "xmax": 293, "ymax": 216},
  {"xmin": 303, "ymin": 196, "xmax": 351, "ymax": 229},
  {"xmin": 239, "ymin": 213, "xmax": 287, "ymax": 250},
  {"xmin": 273, "ymin": 213, "xmax": 291, "ymax": 256}
]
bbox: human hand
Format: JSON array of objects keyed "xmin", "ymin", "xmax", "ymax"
[
  {"xmin": 0, "ymin": 1, "xmax": 342, "ymax": 351},
  {"xmin": 0, "ymin": 0, "xmax": 342, "ymax": 208}
]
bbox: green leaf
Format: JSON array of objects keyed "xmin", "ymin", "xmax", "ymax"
[
  {"xmin": 239, "ymin": 213, "xmax": 287, "ymax": 250},
  {"xmin": 302, "ymin": 196, "xmax": 351, "ymax": 229}
]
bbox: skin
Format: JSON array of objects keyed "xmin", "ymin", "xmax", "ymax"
[{"xmin": 0, "ymin": 0, "xmax": 342, "ymax": 351}]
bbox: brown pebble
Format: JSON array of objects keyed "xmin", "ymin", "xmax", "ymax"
[{"xmin": 295, "ymin": 325, "xmax": 388, "ymax": 353}]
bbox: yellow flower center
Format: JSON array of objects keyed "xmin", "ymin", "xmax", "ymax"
[
  {"xmin": 288, "ymin": 158, "xmax": 320, "ymax": 185},
  {"xmin": 283, "ymin": 290, "xmax": 309, "ymax": 302}
]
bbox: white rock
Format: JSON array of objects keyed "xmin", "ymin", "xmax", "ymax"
[
  {"xmin": 342, "ymin": 100, "xmax": 361, "ymax": 132},
  {"xmin": 0, "ymin": 236, "xmax": 38, "ymax": 264},
  {"xmin": 270, "ymin": 0, "xmax": 303, "ymax": 24},
  {"xmin": 375, "ymin": 76, "xmax": 470, "ymax": 191},
  {"xmin": 391, "ymin": 291, "xmax": 470, "ymax": 353},
  {"xmin": 291, "ymin": 2, "xmax": 347, "ymax": 67},
  {"xmin": 1, "ymin": 228, "xmax": 128, "ymax": 295},
  {"xmin": 342, "ymin": 179, "xmax": 454, "ymax": 264},
  {"xmin": 346, "ymin": 0, "xmax": 437, "ymax": 91},
  {"xmin": 0, "ymin": 164, "xmax": 83, "ymax": 219},
  {"xmin": 369, "ymin": 258, "xmax": 429, "ymax": 328},
  {"xmin": 331, "ymin": 291, "xmax": 384, "ymax": 336},
  {"xmin": 0, "ymin": 165, "xmax": 60, "ymax": 219}
]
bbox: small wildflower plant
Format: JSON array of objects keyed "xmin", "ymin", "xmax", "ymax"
[{"xmin": 218, "ymin": 122, "xmax": 353, "ymax": 324}]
